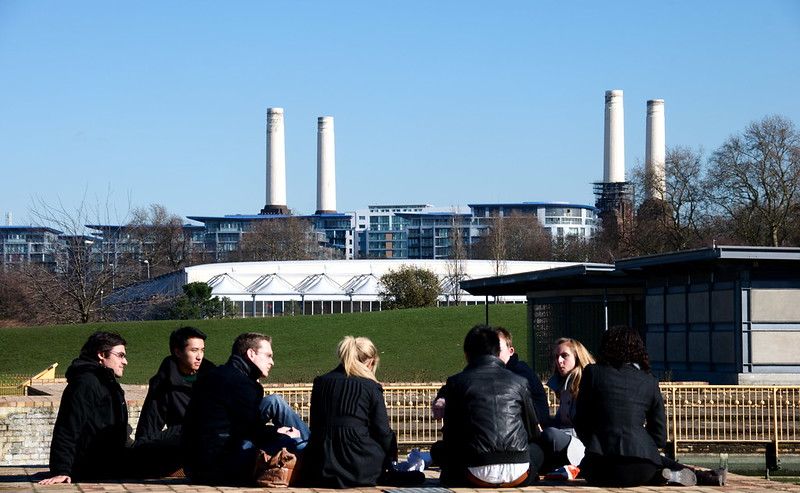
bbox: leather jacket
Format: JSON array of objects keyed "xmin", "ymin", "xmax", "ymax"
[{"xmin": 442, "ymin": 355, "xmax": 541, "ymax": 466}]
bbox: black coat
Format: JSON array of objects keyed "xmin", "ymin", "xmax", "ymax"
[
  {"xmin": 49, "ymin": 357, "xmax": 129, "ymax": 480},
  {"xmin": 441, "ymin": 355, "xmax": 540, "ymax": 468},
  {"xmin": 135, "ymin": 356, "xmax": 215, "ymax": 443},
  {"xmin": 181, "ymin": 354, "xmax": 276, "ymax": 484},
  {"xmin": 304, "ymin": 365, "xmax": 396, "ymax": 488},
  {"xmin": 506, "ymin": 353, "xmax": 550, "ymax": 424},
  {"xmin": 573, "ymin": 362, "xmax": 666, "ymax": 465}
]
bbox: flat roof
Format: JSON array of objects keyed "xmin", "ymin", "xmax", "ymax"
[
  {"xmin": 461, "ymin": 263, "xmax": 622, "ymax": 296},
  {"xmin": 461, "ymin": 246, "xmax": 800, "ymax": 296},
  {"xmin": 0, "ymin": 225, "xmax": 63, "ymax": 234},
  {"xmin": 468, "ymin": 201, "xmax": 599, "ymax": 211},
  {"xmin": 187, "ymin": 213, "xmax": 352, "ymax": 222},
  {"xmin": 616, "ymin": 245, "xmax": 800, "ymax": 270}
]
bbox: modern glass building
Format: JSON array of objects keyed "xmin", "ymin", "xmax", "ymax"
[
  {"xmin": 468, "ymin": 202, "xmax": 599, "ymax": 239},
  {"xmin": 0, "ymin": 226, "xmax": 62, "ymax": 270}
]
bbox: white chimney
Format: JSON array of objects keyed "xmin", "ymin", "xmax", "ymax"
[
  {"xmin": 316, "ymin": 116, "xmax": 336, "ymax": 214},
  {"xmin": 264, "ymin": 107, "xmax": 288, "ymax": 214},
  {"xmin": 5, "ymin": 212, "xmax": 11, "ymax": 226},
  {"xmin": 645, "ymin": 99, "xmax": 666, "ymax": 200},
  {"xmin": 603, "ymin": 89, "xmax": 625, "ymax": 183}
]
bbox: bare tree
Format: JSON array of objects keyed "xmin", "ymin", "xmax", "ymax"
[
  {"xmin": 484, "ymin": 213, "xmax": 508, "ymax": 276},
  {"xmin": 444, "ymin": 213, "xmax": 468, "ymax": 304},
  {"xmin": 629, "ymin": 146, "xmax": 714, "ymax": 255},
  {"xmin": 236, "ymin": 216, "xmax": 321, "ymax": 261},
  {"xmin": 706, "ymin": 115, "xmax": 800, "ymax": 247},
  {"xmin": 25, "ymin": 195, "xmax": 133, "ymax": 323},
  {"xmin": 472, "ymin": 213, "xmax": 552, "ymax": 261},
  {"xmin": 127, "ymin": 203, "xmax": 193, "ymax": 277}
]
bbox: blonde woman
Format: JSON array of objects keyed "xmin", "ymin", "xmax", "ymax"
[
  {"xmin": 539, "ymin": 338, "xmax": 595, "ymax": 473},
  {"xmin": 304, "ymin": 336, "xmax": 396, "ymax": 488}
]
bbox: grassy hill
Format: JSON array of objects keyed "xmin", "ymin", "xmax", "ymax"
[{"xmin": 0, "ymin": 305, "xmax": 529, "ymax": 384}]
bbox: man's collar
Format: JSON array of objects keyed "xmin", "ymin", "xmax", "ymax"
[{"xmin": 466, "ymin": 354, "xmax": 505, "ymax": 369}]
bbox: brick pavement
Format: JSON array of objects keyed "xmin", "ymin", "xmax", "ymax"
[{"xmin": 2, "ymin": 466, "xmax": 800, "ymax": 492}]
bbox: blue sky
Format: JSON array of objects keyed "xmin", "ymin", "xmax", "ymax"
[{"xmin": 1, "ymin": 1, "xmax": 799, "ymax": 225}]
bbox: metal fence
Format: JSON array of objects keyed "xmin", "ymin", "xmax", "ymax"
[
  {"xmin": 661, "ymin": 384, "xmax": 800, "ymax": 461},
  {"xmin": 266, "ymin": 383, "xmax": 800, "ymax": 457},
  {"xmin": 0, "ymin": 374, "xmax": 30, "ymax": 396},
  {"xmin": 0, "ymin": 365, "xmax": 60, "ymax": 396}
]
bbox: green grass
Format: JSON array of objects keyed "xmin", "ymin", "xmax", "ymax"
[{"xmin": 0, "ymin": 305, "xmax": 529, "ymax": 384}]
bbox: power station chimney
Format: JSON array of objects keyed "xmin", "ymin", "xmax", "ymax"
[
  {"xmin": 316, "ymin": 116, "xmax": 336, "ymax": 214},
  {"xmin": 5, "ymin": 212, "xmax": 11, "ymax": 226},
  {"xmin": 603, "ymin": 89, "xmax": 625, "ymax": 183},
  {"xmin": 261, "ymin": 107, "xmax": 289, "ymax": 215},
  {"xmin": 645, "ymin": 99, "xmax": 666, "ymax": 200}
]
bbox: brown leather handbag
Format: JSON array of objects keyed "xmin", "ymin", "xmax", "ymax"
[{"xmin": 254, "ymin": 448, "xmax": 298, "ymax": 487}]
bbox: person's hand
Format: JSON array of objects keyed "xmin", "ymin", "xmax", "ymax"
[
  {"xmin": 431, "ymin": 397, "xmax": 446, "ymax": 420},
  {"xmin": 38, "ymin": 474, "xmax": 71, "ymax": 485},
  {"xmin": 277, "ymin": 426, "xmax": 301, "ymax": 438}
]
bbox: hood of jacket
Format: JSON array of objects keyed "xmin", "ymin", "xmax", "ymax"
[
  {"xmin": 154, "ymin": 355, "xmax": 215, "ymax": 388},
  {"xmin": 65, "ymin": 356, "xmax": 117, "ymax": 385}
]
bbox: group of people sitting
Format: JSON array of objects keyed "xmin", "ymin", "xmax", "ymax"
[{"xmin": 37, "ymin": 324, "xmax": 726, "ymax": 488}]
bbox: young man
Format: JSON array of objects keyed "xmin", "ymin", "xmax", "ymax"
[
  {"xmin": 432, "ymin": 325, "xmax": 544, "ymax": 487},
  {"xmin": 39, "ymin": 331, "xmax": 131, "ymax": 485},
  {"xmin": 432, "ymin": 327, "xmax": 549, "ymax": 428},
  {"xmin": 134, "ymin": 326, "xmax": 215, "ymax": 475},
  {"xmin": 495, "ymin": 327, "xmax": 550, "ymax": 426},
  {"xmin": 181, "ymin": 332, "xmax": 309, "ymax": 486}
]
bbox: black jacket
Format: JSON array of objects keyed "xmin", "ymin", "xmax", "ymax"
[
  {"xmin": 573, "ymin": 362, "xmax": 666, "ymax": 465},
  {"xmin": 304, "ymin": 365, "xmax": 396, "ymax": 488},
  {"xmin": 181, "ymin": 354, "xmax": 276, "ymax": 484},
  {"xmin": 135, "ymin": 356, "xmax": 215, "ymax": 443},
  {"xmin": 49, "ymin": 357, "xmax": 129, "ymax": 479},
  {"xmin": 506, "ymin": 353, "xmax": 550, "ymax": 424},
  {"xmin": 441, "ymin": 355, "xmax": 540, "ymax": 468}
]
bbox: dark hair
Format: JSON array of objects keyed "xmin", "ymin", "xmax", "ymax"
[
  {"xmin": 599, "ymin": 326, "xmax": 650, "ymax": 372},
  {"xmin": 79, "ymin": 331, "xmax": 127, "ymax": 360},
  {"xmin": 170, "ymin": 326, "xmax": 207, "ymax": 354},
  {"xmin": 231, "ymin": 332, "xmax": 271, "ymax": 357},
  {"xmin": 463, "ymin": 325, "xmax": 500, "ymax": 361},
  {"xmin": 494, "ymin": 326, "xmax": 512, "ymax": 346}
]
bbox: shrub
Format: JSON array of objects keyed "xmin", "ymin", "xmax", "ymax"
[{"xmin": 379, "ymin": 266, "xmax": 440, "ymax": 309}]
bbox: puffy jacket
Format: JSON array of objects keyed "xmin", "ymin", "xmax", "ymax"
[
  {"xmin": 135, "ymin": 355, "xmax": 215, "ymax": 443},
  {"xmin": 181, "ymin": 354, "xmax": 276, "ymax": 484},
  {"xmin": 441, "ymin": 355, "xmax": 540, "ymax": 467},
  {"xmin": 49, "ymin": 357, "xmax": 129, "ymax": 479}
]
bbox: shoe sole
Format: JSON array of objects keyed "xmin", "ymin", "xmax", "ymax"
[{"xmin": 662, "ymin": 468, "xmax": 697, "ymax": 486}]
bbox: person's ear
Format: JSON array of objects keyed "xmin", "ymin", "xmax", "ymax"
[{"xmin": 508, "ymin": 346, "xmax": 515, "ymax": 356}]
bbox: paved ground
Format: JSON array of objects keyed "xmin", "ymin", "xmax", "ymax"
[{"xmin": 2, "ymin": 466, "xmax": 800, "ymax": 492}]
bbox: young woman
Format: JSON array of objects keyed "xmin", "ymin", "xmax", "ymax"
[
  {"xmin": 539, "ymin": 338, "xmax": 594, "ymax": 473},
  {"xmin": 303, "ymin": 336, "xmax": 396, "ymax": 488},
  {"xmin": 573, "ymin": 326, "xmax": 725, "ymax": 487}
]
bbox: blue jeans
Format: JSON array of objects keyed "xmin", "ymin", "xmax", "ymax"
[{"xmin": 243, "ymin": 394, "xmax": 310, "ymax": 453}]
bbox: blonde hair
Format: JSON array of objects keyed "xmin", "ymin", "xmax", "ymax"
[
  {"xmin": 337, "ymin": 336, "xmax": 380, "ymax": 382},
  {"xmin": 552, "ymin": 337, "xmax": 595, "ymax": 397}
]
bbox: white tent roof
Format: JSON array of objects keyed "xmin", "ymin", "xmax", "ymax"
[
  {"xmin": 247, "ymin": 274, "xmax": 298, "ymax": 295},
  {"xmin": 295, "ymin": 273, "xmax": 347, "ymax": 300},
  {"xmin": 180, "ymin": 259, "xmax": 576, "ymax": 302},
  {"xmin": 207, "ymin": 273, "xmax": 248, "ymax": 297},
  {"xmin": 342, "ymin": 274, "xmax": 382, "ymax": 299}
]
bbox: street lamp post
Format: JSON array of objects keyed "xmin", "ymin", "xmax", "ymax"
[{"xmin": 143, "ymin": 259, "xmax": 150, "ymax": 280}]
